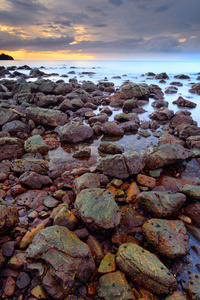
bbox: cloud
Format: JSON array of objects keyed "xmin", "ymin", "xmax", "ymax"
[{"xmin": 108, "ymin": 0, "xmax": 124, "ymax": 6}]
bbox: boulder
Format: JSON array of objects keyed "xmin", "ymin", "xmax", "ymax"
[
  {"xmin": 19, "ymin": 171, "xmax": 52, "ymax": 189},
  {"xmin": 0, "ymin": 108, "xmax": 18, "ymax": 126},
  {"xmin": 58, "ymin": 99, "xmax": 73, "ymax": 112},
  {"xmin": 149, "ymin": 84, "xmax": 164, "ymax": 99},
  {"xmin": 98, "ymin": 141, "xmax": 124, "ymax": 154},
  {"xmin": 34, "ymin": 93, "xmax": 59, "ymax": 107},
  {"xmin": 116, "ymin": 243, "xmax": 177, "ymax": 294},
  {"xmin": 74, "ymin": 173, "xmax": 101, "ymax": 194},
  {"xmin": 120, "ymin": 82, "xmax": 150, "ymax": 100},
  {"xmin": 59, "ymin": 123, "xmax": 93, "ymax": 143},
  {"xmin": 174, "ymin": 74, "xmax": 190, "ymax": 79},
  {"xmin": 0, "ymin": 137, "xmax": 24, "ymax": 161},
  {"xmin": 11, "ymin": 157, "xmax": 49, "ymax": 175},
  {"xmin": 98, "ymin": 271, "xmax": 135, "ymax": 300},
  {"xmin": 186, "ymin": 135, "xmax": 200, "ymax": 148},
  {"xmin": 97, "ymin": 151, "xmax": 144, "ymax": 179},
  {"xmin": 184, "ymin": 203, "xmax": 200, "ymax": 226},
  {"xmin": 25, "ymin": 107, "xmax": 68, "ymax": 127},
  {"xmin": 179, "ymin": 184, "xmax": 200, "ymax": 201},
  {"xmin": 122, "ymin": 99, "xmax": 139, "ymax": 112},
  {"xmin": 149, "ymin": 108, "xmax": 174, "ymax": 121},
  {"xmin": 174, "ymin": 123, "xmax": 200, "ymax": 140},
  {"xmin": 16, "ymin": 190, "xmax": 48, "ymax": 209},
  {"xmin": 102, "ymin": 121, "xmax": 124, "ymax": 136},
  {"xmin": 189, "ymin": 82, "xmax": 200, "ymax": 95},
  {"xmin": 0, "ymin": 205, "xmax": 18, "ymax": 234},
  {"xmin": 170, "ymin": 111, "xmax": 196, "ymax": 129},
  {"xmin": 143, "ymin": 143, "xmax": 193, "ymax": 169},
  {"xmin": 26, "ymin": 226, "xmax": 95, "ymax": 299},
  {"xmin": 142, "ymin": 219, "xmax": 189, "ymax": 258},
  {"xmin": 24, "ymin": 135, "xmax": 49, "ymax": 154},
  {"xmin": 154, "ymin": 72, "xmax": 169, "ymax": 79},
  {"xmin": 75, "ymin": 188, "xmax": 121, "ymax": 230},
  {"xmin": 172, "ymin": 96, "xmax": 197, "ymax": 108},
  {"xmin": 165, "ymin": 86, "xmax": 178, "ymax": 94},
  {"xmin": 136, "ymin": 191, "xmax": 186, "ymax": 218}
]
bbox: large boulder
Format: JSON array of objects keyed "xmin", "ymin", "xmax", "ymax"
[
  {"xmin": 143, "ymin": 143, "xmax": 193, "ymax": 169},
  {"xmin": 116, "ymin": 243, "xmax": 177, "ymax": 294},
  {"xmin": 136, "ymin": 191, "xmax": 186, "ymax": 218},
  {"xmin": 19, "ymin": 171, "xmax": 52, "ymax": 189},
  {"xmin": 142, "ymin": 219, "xmax": 189, "ymax": 258},
  {"xmin": 97, "ymin": 151, "xmax": 144, "ymax": 179},
  {"xmin": 0, "ymin": 205, "xmax": 18, "ymax": 234},
  {"xmin": 75, "ymin": 188, "xmax": 121, "ymax": 230},
  {"xmin": 26, "ymin": 226, "xmax": 95, "ymax": 299},
  {"xmin": 172, "ymin": 96, "xmax": 197, "ymax": 108},
  {"xmin": 149, "ymin": 108, "xmax": 174, "ymax": 121},
  {"xmin": 59, "ymin": 123, "xmax": 93, "ymax": 143},
  {"xmin": 120, "ymin": 82, "xmax": 150, "ymax": 100},
  {"xmin": 189, "ymin": 82, "xmax": 200, "ymax": 95},
  {"xmin": 0, "ymin": 137, "xmax": 24, "ymax": 161},
  {"xmin": 25, "ymin": 107, "xmax": 68, "ymax": 127}
]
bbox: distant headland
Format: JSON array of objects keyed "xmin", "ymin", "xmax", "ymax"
[{"xmin": 0, "ymin": 53, "xmax": 14, "ymax": 60}]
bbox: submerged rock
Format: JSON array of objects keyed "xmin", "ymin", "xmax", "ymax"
[
  {"xmin": 26, "ymin": 225, "xmax": 95, "ymax": 299},
  {"xmin": 116, "ymin": 243, "xmax": 177, "ymax": 294},
  {"xmin": 75, "ymin": 188, "xmax": 121, "ymax": 230},
  {"xmin": 142, "ymin": 219, "xmax": 189, "ymax": 258}
]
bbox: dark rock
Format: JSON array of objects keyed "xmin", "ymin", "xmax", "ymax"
[
  {"xmin": 136, "ymin": 191, "xmax": 186, "ymax": 217},
  {"xmin": 16, "ymin": 190, "xmax": 48, "ymax": 209},
  {"xmin": 158, "ymin": 132, "xmax": 185, "ymax": 146},
  {"xmin": 143, "ymin": 143, "xmax": 193, "ymax": 169},
  {"xmin": 154, "ymin": 72, "xmax": 169, "ymax": 79},
  {"xmin": 0, "ymin": 137, "xmax": 24, "ymax": 161},
  {"xmin": 116, "ymin": 243, "xmax": 177, "ymax": 294},
  {"xmin": 16, "ymin": 272, "xmax": 31, "ymax": 289},
  {"xmin": 170, "ymin": 81, "xmax": 183, "ymax": 86},
  {"xmin": 184, "ymin": 203, "xmax": 200, "ymax": 226},
  {"xmin": 25, "ymin": 107, "xmax": 68, "ymax": 127},
  {"xmin": 170, "ymin": 111, "xmax": 197, "ymax": 129},
  {"xmin": 19, "ymin": 171, "xmax": 52, "ymax": 189},
  {"xmin": 58, "ymin": 99, "xmax": 73, "ymax": 112},
  {"xmin": 30, "ymin": 68, "xmax": 45, "ymax": 77},
  {"xmin": 0, "ymin": 108, "xmax": 18, "ymax": 126},
  {"xmin": 88, "ymin": 113, "xmax": 108, "ymax": 124},
  {"xmin": 102, "ymin": 121, "xmax": 124, "ymax": 136},
  {"xmin": 149, "ymin": 84, "xmax": 165, "ymax": 99},
  {"xmin": 142, "ymin": 219, "xmax": 189, "ymax": 258},
  {"xmin": 121, "ymin": 120, "xmax": 139, "ymax": 132},
  {"xmin": 189, "ymin": 82, "xmax": 200, "ymax": 95},
  {"xmin": 2, "ymin": 120, "xmax": 31, "ymax": 135},
  {"xmin": 122, "ymin": 99, "xmax": 139, "ymax": 112},
  {"xmin": 172, "ymin": 96, "xmax": 197, "ymax": 108},
  {"xmin": 114, "ymin": 112, "xmax": 130, "ymax": 122},
  {"xmin": 75, "ymin": 188, "xmax": 121, "ymax": 230},
  {"xmin": 98, "ymin": 271, "xmax": 134, "ymax": 300},
  {"xmin": 174, "ymin": 123, "xmax": 200, "ymax": 140},
  {"xmin": 98, "ymin": 141, "xmax": 124, "ymax": 154},
  {"xmin": 34, "ymin": 93, "xmax": 59, "ymax": 107},
  {"xmin": 82, "ymin": 81, "xmax": 97, "ymax": 92},
  {"xmin": 120, "ymin": 82, "xmax": 150, "ymax": 100},
  {"xmin": 179, "ymin": 184, "xmax": 200, "ymax": 201},
  {"xmin": 97, "ymin": 151, "xmax": 144, "ymax": 179},
  {"xmin": 165, "ymin": 86, "xmax": 178, "ymax": 94},
  {"xmin": 120, "ymin": 205, "xmax": 146, "ymax": 232},
  {"xmin": 72, "ymin": 146, "xmax": 91, "ymax": 158},
  {"xmin": 186, "ymin": 135, "xmax": 200, "ymax": 148},
  {"xmin": 149, "ymin": 108, "xmax": 174, "ymax": 121},
  {"xmin": 165, "ymin": 290, "xmax": 189, "ymax": 299},
  {"xmin": 152, "ymin": 99, "xmax": 168, "ymax": 108},
  {"xmin": 86, "ymin": 235, "xmax": 104, "ymax": 266},
  {"xmin": 0, "ymin": 205, "xmax": 18, "ymax": 234},
  {"xmin": 59, "ymin": 123, "xmax": 93, "ymax": 143},
  {"xmin": 174, "ymin": 74, "xmax": 190, "ymax": 79},
  {"xmin": 26, "ymin": 225, "xmax": 95, "ymax": 299}
]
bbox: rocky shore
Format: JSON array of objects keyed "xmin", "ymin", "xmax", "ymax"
[{"xmin": 0, "ymin": 65, "xmax": 200, "ymax": 299}]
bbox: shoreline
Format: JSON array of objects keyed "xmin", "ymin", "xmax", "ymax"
[{"xmin": 0, "ymin": 65, "xmax": 200, "ymax": 299}]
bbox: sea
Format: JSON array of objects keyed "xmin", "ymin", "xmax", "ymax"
[{"xmin": 1, "ymin": 59, "xmax": 200, "ymax": 166}]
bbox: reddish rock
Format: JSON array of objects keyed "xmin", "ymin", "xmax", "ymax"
[
  {"xmin": 0, "ymin": 205, "xmax": 18, "ymax": 234},
  {"xmin": 186, "ymin": 135, "xmax": 200, "ymax": 149},
  {"xmin": 136, "ymin": 174, "xmax": 156, "ymax": 189},
  {"xmin": 142, "ymin": 219, "xmax": 189, "ymax": 258},
  {"xmin": 4, "ymin": 276, "xmax": 16, "ymax": 297},
  {"xmin": 102, "ymin": 121, "xmax": 124, "ymax": 136},
  {"xmin": 173, "ymin": 96, "xmax": 197, "ymax": 108},
  {"xmin": 11, "ymin": 157, "xmax": 49, "ymax": 175},
  {"xmin": 174, "ymin": 123, "xmax": 200, "ymax": 140},
  {"xmin": 149, "ymin": 108, "xmax": 174, "ymax": 121},
  {"xmin": 126, "ymin": 181, "xmax": 140, "ymax": 202},
  {"xmin": 120, "ymin": 205, "xmax": 146, "ymax": 232},
  {"xmin": 0, "ymin": 137, "xmax": 24, "ymax": 161},
  {"xmin": 19, "ymin": 171, "xmax": 52, "ymax": 189},
  {"xmin": 2, "ymin": 241, "xmax": 15, "ymax": 257},
  {"xmin": 160, "ymin": 175, "xmax": 200, "ymax": 192},
  {"xmin": 184, "ymin": 203, "xmax": 200, "ymax": 226},
  {"xmin": 7, "ymin": 252, "xmax": 26, "ymax": 269},
  {"xmin": 188, "ymin": 273, "xmax": 200, "ymax": 299},
  {"xmin": 165, "ymin": 290, "xmax": 189, "ymax": 299},
  {"xmin": 16, "ymin": 190, "xmax": 48, "ymax": 209},
  {"xmin": 59, "ymin": 123, "xmax": 93, "ymax": 143},
  {"xmin": 86, "ymin": 235, "xmax": 104, "ymax": 266},
  {"xmin": 170, "ymin": 111, "xmax": 197, "ymax": 129},
  {"xmin": 189, "ymin": 82, "xmax": 200, "ymax": 95},
  {"xmin": 10, "ymin": 184, "xmax": 26, "ymax": 197},
  {"xmin": 74, "ymin": 173, "xmax": 100, "ymax": 194}
]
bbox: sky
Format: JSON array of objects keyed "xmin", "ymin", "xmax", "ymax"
[{"xmin": 0, "ymin": 0, "xmax": 200, "ymax": 60}]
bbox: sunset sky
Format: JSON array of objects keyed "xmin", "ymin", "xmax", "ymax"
[{"xmin": 0, "ymin": 0, "xmax": 199, "ymax": 60}]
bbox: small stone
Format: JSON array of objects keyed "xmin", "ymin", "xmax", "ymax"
[
  {"xmin": 20, "ymin": 223, "xmax": 45, "ymax": 249},
  {"xmin": 31, "ymin": 285, "xmax": 48, "ymax": 299},
  {"xmin": 98, "ymin": 252, "xmax": 116, "ymax": 274},
  {"xmin": 4, "ymin": 276, "xmax": 15, "ymax": 297},
  {"xmin": 16, "ymin": 272, "xmax": 31, "ymax": 289}
]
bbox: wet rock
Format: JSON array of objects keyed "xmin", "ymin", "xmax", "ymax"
[
  {"xmin": 120, "ymin": 205, "xmax": 146, "ymax": 232},
  {"xmin": 98, "ymin": 271, "xmax": 135, "ymax": 300},
  {"xmin": 16, "ymin": 190, "xmax": 48, "ymax": 209},
  {"xmin": 152, "ymin": 99, "xmax": 168, "ymax": 108},
  {"xmin": 97, "ymin": 150, "xmax": 144, "ymax": 179},
  {"xmin": 173, "ymin": 96, "xmax": 197, "ymax": 108},
  {"xmin": 53, "ymin": 206, "xmax": 77, "ymax": 230},
  {"xmin": 88, "ymin": 113, "xmax": 108, "ymax": 124},
  {"xmin": 149, "ymin": 108, "xmax": 174, "ymax": 121},
  {"xmin": 24, "ymin": 134, "xmax": 49, "ymax": 154},
  {"xmin": 0, "ymin": 108, "xmax": 18, "ymax": 126},
  {"xmin": 0, "ymin": 137, "xmax": 24, "ymax": 161},
  {"xmin": 142, "ymin": 219, "xmax": 189, "ymax": 258},
  {"xmin": 98, "ymin": 141, "xmax": 124, "ymax": 154},
  {"xmin": 20, "ymin": 223, "xmax": 45, "ymax": 249},
  {"xmin": 30, "ymin": 68, "xmax": 45, "ymax": 77},
  {"xmin": 136, "ymin": 191, "xmax": 186, "ymax": 218},
  {"xmin": 86, "ymin": 235, "xmax": 104, "ymax": 266},
  {"xmin": 165, "ymin": 86, "xmax": 178, "ymax": 94},
  {"xmin": 19, "ymin": 171, "xmax": 52, "ymax": 189},
  {"xmin": 159, "ymin": 176, "xmax": 200, "ymax": 192},
  {"xmin": 121, "ymin": 121, "xmax": 139, "ymax": 132},
  {"xmin": 154, "ymin": 72, "xmax": 169, "ymax": 80},
  {"xmin": 74, "ymin": 173, "xmax": 100, "ymax": 194},
  {"xmin": 189, "ymin": 82, "xmax": 200, "ymax": 95},
  {"xmin": 58, "ymin": 99, "xmax": 73, "ymax": 112},
  {"xmin": 179, "ymin": 184, "xmax": 200, "ymax": 201},
  {"xmin": 59, "ymin": 123, "xmax": 93, "ymax": 143},
  {"xmin": 98, "ymin": 252, "xmax": 116, "ymax": 274},
  {"xmin": 149, "ymin": 84, "xmax": 164, "ymax": 99},
  {"xmin": 120, "ymin": 82, "xmax": 150, "ymax": 100},
  {"xmin": 34, "ymin": 93, "xmax": 59, "ymax": 107},
  {"xmin": 143, "ymin": 143, "xmax": 193, "ymax": 169},
  {"xmin": 26, "ymin": 225, "xmax": 95, "ymax": 299},
  {"xmin": 174, "ymin": 123, "xmax": 200, "ymax": 140},
  {"xmin": 188, "ymin": 273, "xmax": 200, "ymax": 299},
  {"xmin": 114, "ymin": 112, "xmax": 130, "ymax": 123},
  {"xmin": 170, "ymin": 111, "xmax": 197, "ymax": 129},
  {"xmin": 184, "ymin": 203, "xmax": 200, "ymax": 226},
  {"xmin": 122, "ymin": 99, "xmax": 139, "ymax": 112},
  {"xmin": 158, "ymin": 132, "xmax": 185, "ymax": 146},
  {"xmin": 25, "ymin": 107, "xmax": 68, "ymax": 127},
  {"xmin": 102, "ymin": 121, "xmax": 124, "ymax": 136},
  {"xmin": 136, "ymin": 174, "xmax": 156, "ymax": 189},
  {"xmin": 7, "ymin": 252, "xmax": 26, "ymax": 269},
  {"xmin": 82, "ymin": 81, "xmax": 97, "ymax": 92},
  {"xmin": 126, "ymin": 181, "xmax": 140, "ymax": 202},
  {"xmin": 116, "ymin": 243, "xmax": 177, "ymax": 294},
  {"xmin": 0, "ymin": 205, "xmax": 18, "ymax": 234},
  {"xmin": 11, "ymin": 157, "xmax": 49, "ymax": 175},
  {"xmin": 75, "ymin": 188, "xmax": 121, "ymax": 230},
  {"xmin": 174, "ymin": 74, "xmax": 190, "ymax": 79},
  {"xmin": 16, "ymin": 272, "xmax": 31, "ymax": 289},
  {"xmin": 72, "ymin": 146, "xmax": 91, "ymax": 158},
  {"xmin": 4, "ymin": 276, "xmax": 16, "ymax": 297}
]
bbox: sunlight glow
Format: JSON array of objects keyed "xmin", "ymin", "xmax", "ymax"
[{"xmin": 178, "ymin": 38, "xmax": 187, "ymax": 43}]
